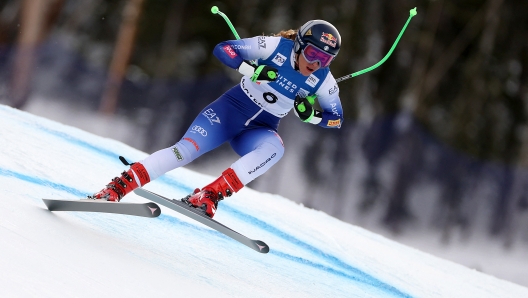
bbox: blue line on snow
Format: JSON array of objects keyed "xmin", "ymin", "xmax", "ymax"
[
  {"xmin": 15, "ymin": 122, "xmax": 411, "ymax": 297},
  {"xmin": 31, "ymin": 125, "xmax": 119, "ymax": 160},
  {"xmin": 27, "ymin": 121, "xmax": 193, "ymax": 192},
  {"xmin": 1, "ymin": 167, "xmax": 410, "ymax": 298},
  {"xmin": 0, "ymin": 168, "xmax": 87, "ymax": 197},
  {"xmin": 153, "ymin": 214, "xmax": 409, "ymax": 297},
  {"xmin": 220, "ymin": 203, "xmax": 410, "ymax": 297},
  {"xmin": 158, "ymin": 175, "xmax": 409, "ymax": 296}
]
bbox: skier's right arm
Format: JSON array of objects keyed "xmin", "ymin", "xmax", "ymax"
[{"xmin": 213, "ymin": 36, "xmax": 280, "ymax": 83}]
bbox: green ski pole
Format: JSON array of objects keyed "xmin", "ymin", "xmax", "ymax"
[
  {"xmin": 211, "ymin": 6, "xmax": 418, "ymax": 108},
  {"xmin": 211, "ymin": 6, "xmax": 240, "ymax": 40},
  {"xmin": 304, "ymin": 7, "xmax": 417, "ymax": 106},
  {"xmin": 335, "ymin": 7, "xmax": 417, "ymax": 83}
]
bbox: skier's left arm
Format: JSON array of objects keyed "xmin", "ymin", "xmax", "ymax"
[{"xmin": 293, "ymin": 75, "xmax": 344, "ymax": 129}]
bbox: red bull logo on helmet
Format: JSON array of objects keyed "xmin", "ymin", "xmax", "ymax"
[{"xmin": 320, "ymin": 32, "xmax": 337, "ymax": 48}]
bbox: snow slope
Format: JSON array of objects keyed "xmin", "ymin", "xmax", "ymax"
[{"xmin": 0, "ymin": 104, "xmax": 526, "ymax": 298}]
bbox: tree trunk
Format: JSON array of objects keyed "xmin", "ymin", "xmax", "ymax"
[
  {"xmin": 9, "ymin": 0, "xmax": 48, "ymax": 108},
  {"xmin": 99, "ymin": 0, "xmax": 145, "ymax": 115}
]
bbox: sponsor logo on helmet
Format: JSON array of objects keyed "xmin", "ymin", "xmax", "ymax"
[{"xmin": 320, "ymin": 32, "xmax": 337, "ymax": 48}]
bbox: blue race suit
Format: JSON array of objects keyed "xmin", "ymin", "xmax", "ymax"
[{"xmin": 140, "ymin": 36, "xmax": 344, "ymax": 186}]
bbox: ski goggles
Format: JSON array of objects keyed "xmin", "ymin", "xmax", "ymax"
[{"xmin": 301, "ymin": 43, "xmax": 336, "ymax": 68}]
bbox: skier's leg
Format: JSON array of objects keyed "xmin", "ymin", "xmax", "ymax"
[
  {"xmin": 229, "ymin": 128, "xmax": 285, "ymax": 185},
  {"xmin": 184, "ymin": 128, "xmax": 284, "ymax": 217},
  {"xmin": 90, "ymin": 95, "xmax": 235, "ymax": 202}
]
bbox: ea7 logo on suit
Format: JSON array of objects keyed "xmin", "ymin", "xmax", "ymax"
[
  {"xmin": 258, "ymin": 36, "xmax": 266, "ymax": 49},
  {"xmin": 202, "ymin": 108, "xmax": 221, "ymax": 125}
]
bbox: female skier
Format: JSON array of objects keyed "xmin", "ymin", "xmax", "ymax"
[{"xmin": 90, "ymin": 20, "xmax": 345, "ymax": 218}]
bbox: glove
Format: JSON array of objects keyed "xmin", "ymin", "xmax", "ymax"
[
  {"xmin": 237, "ymin": 60, "xmax": 278, "ymax": 83},
  {"xmin": 293, "ymin": 95, "xmax": 322, "ymax": 124}
]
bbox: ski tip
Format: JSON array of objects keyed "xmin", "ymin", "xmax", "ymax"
[{"xmin": 253, "ymin": 240, "xmax": 270, "ymax": 254}]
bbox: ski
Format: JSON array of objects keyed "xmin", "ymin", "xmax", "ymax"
[
  {"xmin": 134, "ymin": 188, "xmax": 269, "ymax": 254},
  {"xmin": 42, "ymin": 198, "xmax": 161, "ymax": 218}
]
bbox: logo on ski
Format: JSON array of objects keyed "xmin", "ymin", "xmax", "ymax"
[{"xmin": 148, "ymin": 206, "xmax": 159, "ymax": 215}]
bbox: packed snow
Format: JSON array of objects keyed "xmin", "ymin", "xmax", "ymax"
[{"xmin": 0, "ymin": 104, "xmax": 526, "ymax": 298}]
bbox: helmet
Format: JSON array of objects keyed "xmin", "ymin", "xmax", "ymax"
[{"xmin": 294, "ymin": 20, "xmax": 341, "ymax": 57}]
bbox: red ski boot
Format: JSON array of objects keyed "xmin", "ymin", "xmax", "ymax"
[
  {"xmin": 183, "ymin": 168, "xmax": 244, "ymax": 218},
  {"xmin": 89, "ymin": 162, "xmax": 150, "ymax": 202}
]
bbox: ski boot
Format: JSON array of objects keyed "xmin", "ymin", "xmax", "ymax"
[
  {"xmin": 182, "ymin": 168, "xmax": 243, "ymax": 218},
  {"xmin": 89, "ymin": 162, "xmax": 150, "ymax": 202}
]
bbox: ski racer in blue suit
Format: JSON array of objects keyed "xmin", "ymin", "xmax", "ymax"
[{"xmin": 90, "ymin": 20, "xmax": 345, "ymax": 218}]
